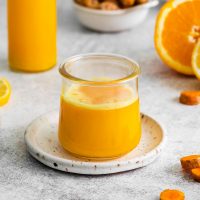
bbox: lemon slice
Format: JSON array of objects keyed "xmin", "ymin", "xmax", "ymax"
[
  {"xmin": 0, "ymin": 78, "xmax": 11, "ymax": 107},
  {"xmin": 192, "ymin": 40, "xmax": 200, "ymax": 79}
]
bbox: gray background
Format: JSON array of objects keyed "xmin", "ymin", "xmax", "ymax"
[{"xmin": 1, "ymin": 1, "xmax": 200, "ymax": 199}]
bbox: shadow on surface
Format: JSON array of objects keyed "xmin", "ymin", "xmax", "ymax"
[
  {"xmin": 0, "ymin": 58, "xmax": 9, "ymax": 73},
  {"xmin": 140, "ymin": 53, "xmax": 200, "ymax": 92},
  {"xmin": 166, "ymin": 163, "xmax": 193, "ymax": 183}
]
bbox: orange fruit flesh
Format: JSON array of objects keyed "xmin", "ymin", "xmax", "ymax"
[
  {"xmin": 155, "ymin": 0, "xmax": 200, "ymax": 75},
  {"xmin": 163, "ymin": 1, "xmax": 200, "ymax": 66},
  {"xmin": 58, "ymin": 84, "xmax": 141, "ymax": 159}
]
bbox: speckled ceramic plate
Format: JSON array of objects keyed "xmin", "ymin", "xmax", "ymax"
[{"xmin": 25, "ymin": 111, "xmax": 166, "ymax": 175}]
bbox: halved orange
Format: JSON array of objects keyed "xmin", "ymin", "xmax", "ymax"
[
  {"xmin": 192, "ymin": 39, "xmax": 200, "ymax": 79},
  {"xmin": 0, "ymin": 78, "xmax": 11, "ymax": 107},
  {"xmin": 155, "ymin": 0, "xmax": 200, "ymax": 75}
]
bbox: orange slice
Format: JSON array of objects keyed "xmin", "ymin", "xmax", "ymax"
[
  {"xmin": 192, "ymin": 39, "xmax": 200, "ymax": 79},
  {"xmin": 0, "ymin": 78, "xmax": 11, "ymax": 107},
  {"xmin": 155, "ymin": 0, "xmax": 200, "ymax": 75}
]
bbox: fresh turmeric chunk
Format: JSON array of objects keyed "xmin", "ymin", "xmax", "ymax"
[
  {"xmin": 102, "ymin": 0, "xmax": 118, "ymax": 3},
  {"xmin": 100, "ymin": 1, "xmax": 120, "ymax": 10},
  {"xmin": 160, "ymin": 189, "xmax": 185, "ymax": 200},
  {"xmin": 180, "ymin": 155, "xmax": 200, "ymax": 172},
  {"xmin": 191, "ymin": 168, "xmax": 200, "ymax": 182},
  {"xmin": 119, "ymin": 0, "xmax": 135, "ymax": 7},
  {"xmin": 75, "ymin": 0, "xmax": 84, "ymax": 5},
  {"xmin": 136, "ymin": 0, "xmax": 148, "ymax": 4},
  {"xmin": 179, "ymin": 91, "xmax": 200, "ymax": 105},
  {"xmin": 83, "ymin": 0, "xmax": 100, "ymax": 9}
]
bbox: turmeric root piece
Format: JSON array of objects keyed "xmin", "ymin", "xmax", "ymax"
[
  {"xmin": 191, "ymin": 168, "xmax": 200, "ymax": 182},
  {"xmin": 136, "ymin": 0, "xmax": 148, "ymax": 4},
  {"xmin": 102, "ymin": 0, "xmax": 118, "ymax": 2},
  {"xmin": 160, "ymin": 189, "xmax": 185, "ymax": 200},
  {"xmin": 75, "ymin": 0, "xmax": 84, "ymax": 5},
  {"xmin": 100, "ymin": 1, "xmax": 120, "ymax": 10},
  {"xmin": 179, "ymin": 91, "xmax": 200, "ymax": 105},
  {"xmin": 83, "ymin": 0, "xmax": 100, "ymax": 9},
  {"xmin": 119, "ymin": 0, "xmax": 135, "ymax": 7},
  {"xmin": 180, "ymin": 155, "xmax": 200, "ymax": 172}
]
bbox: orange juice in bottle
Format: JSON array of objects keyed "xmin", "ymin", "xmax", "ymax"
[
  {"xmin": 7, "ymin": 0, "xmax": 57, "ymax": 72},
  {"xmin": 59, "ymin": 54, "xmax": 141, "ymax": 160}
]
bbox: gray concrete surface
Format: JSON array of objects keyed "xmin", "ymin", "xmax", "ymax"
[{"xmin": 1, "ymin": 1, "xmax": 200, "ymax": 199}]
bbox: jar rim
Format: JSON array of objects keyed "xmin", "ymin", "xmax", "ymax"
[{"xmin": 59, "ymin": 53, "xmax": 140, "ymax": 85}]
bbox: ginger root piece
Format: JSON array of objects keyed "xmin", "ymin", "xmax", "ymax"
[
  {"xmin": 119, "ymin": 0, "xmax": 135, "ymax": 7},
  {"xmin": 100, "ymin": 1, "xmax": 120, "ymax": 10},
  {"xmin": 179, "ymin": 91, "xmax": 200, "ymax": 105},
  {"xmin": 180, "ymin": 155, "xmax": 200, "ymax": 172},
  {"xmin": 136, "ymin": 0, "xmax": 148, "ymax": 4},
  {"xmin": 83, "ymin": 0, "xmax": 100, "ymax": 9},
  {"xmin": 191, "ymin": 168, "xmax": 200, "ymax": 182},
  {"xmin": 160, "ymin": 189, "xmax": 185, "ymax": 200}
]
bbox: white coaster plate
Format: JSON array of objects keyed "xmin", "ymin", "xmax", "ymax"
[{"xmin": 25, "ymin": 111, "xmax": 166, "ymax": 175}]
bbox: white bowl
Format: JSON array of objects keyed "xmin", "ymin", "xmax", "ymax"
[{"xmin": 73, "ymin": 0, "xmax": 159, "ymax": 32}]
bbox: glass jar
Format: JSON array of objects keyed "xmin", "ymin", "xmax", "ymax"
[{"xmin": 59, "ymin": 54, "xmax": 141, "ymax": 160}]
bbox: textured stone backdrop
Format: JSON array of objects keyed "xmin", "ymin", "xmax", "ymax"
[{"xmin": 1, "ymin": 1, "xmax": 200, "ymax": 199}]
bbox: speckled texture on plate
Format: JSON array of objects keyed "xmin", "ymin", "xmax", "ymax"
[
  {"xmin": 24, "ymin": 111, "xmax": 166, "ymax": 175},
  {"xmin": 1, "ymin": 0, "xmax": 200, "ymax": 200}
]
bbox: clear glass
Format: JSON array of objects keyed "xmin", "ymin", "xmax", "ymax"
[{"xmin": 59, "ymin": 54, "xmax": 141, "ymax": 160}]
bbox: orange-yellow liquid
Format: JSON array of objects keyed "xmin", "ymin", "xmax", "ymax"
[
  {"xmin": 58, "ymin": 84, "xmax": 141, "ymax": 159},
  {"xmin": 7, "ymin": 0, "xmax": 57, "ymax": 72}
]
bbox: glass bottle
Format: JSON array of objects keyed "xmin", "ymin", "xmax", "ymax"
[{"xmin": 7, "ymin": 0, "xmax": 57, "ymax": 72}]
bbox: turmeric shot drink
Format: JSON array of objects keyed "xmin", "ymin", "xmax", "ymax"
[
  {"xmin": 58, "ymin": 54, "xmax": 141, "ymax": 160},
  {"xmin": 7, "ymin": 0, "xmax": 56, "ymax": 72}
]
